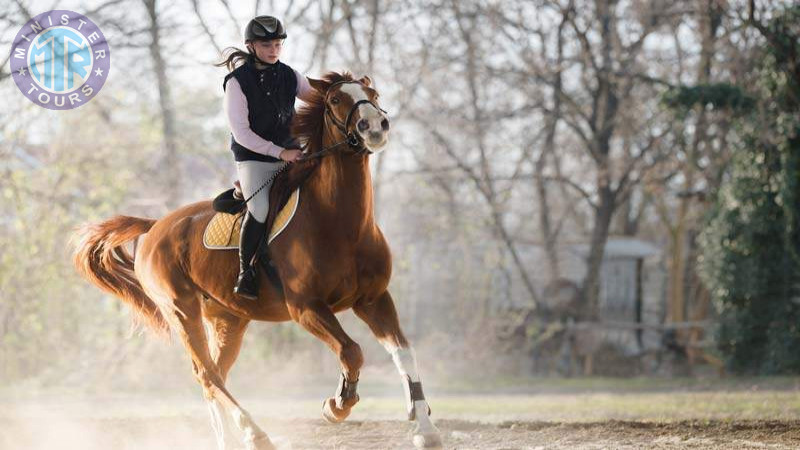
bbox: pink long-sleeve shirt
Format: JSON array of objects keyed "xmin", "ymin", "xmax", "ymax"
[{"xmin": 224, "ymin": 68, "xmax": 315, "ymax": 159}]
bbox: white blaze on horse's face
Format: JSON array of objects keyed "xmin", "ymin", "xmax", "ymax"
[{"xmin": 340, "ymin": 83, "xmax": 389, "ymax": 153}]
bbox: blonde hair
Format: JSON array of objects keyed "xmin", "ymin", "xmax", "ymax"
[{"xmin": 215, "ymin": 46, "xmax": 253, "ymax": 72}]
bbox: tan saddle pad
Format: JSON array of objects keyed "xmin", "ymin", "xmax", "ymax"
[{"xmin": 203, "ymin": 188, "xmax": 300, "ymax": 250}]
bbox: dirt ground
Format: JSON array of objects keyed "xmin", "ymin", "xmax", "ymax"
[
  {"xmin": 2, "ymin": 415, "xmax": 800, "ymax": 449},
  {"xmin": 3, "ymin": 381, "xmax": 800, "ymax": 449}
]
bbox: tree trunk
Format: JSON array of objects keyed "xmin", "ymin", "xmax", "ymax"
[
  {"xmin": 535, "ymin": 15, "xmax": 566, "ymax": 284},
  {"xmin": 144, "ymin": 0, "xmax": 179, "ymax": 210},
  {"xmin": 535, "ymin": 157, "xmax": 560, "ymax": 283},
  {"xmin": 582, "ymin": 187, "xmax": 615, "ymax": 319},
  {"xmin": 670, "ymin": 0, "xmax": 723, "ymax": 350}
]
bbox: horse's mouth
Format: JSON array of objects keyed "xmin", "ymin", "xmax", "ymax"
[
  {"xmin": 365, "ymin": 141, "xmax": 386, "ymax": 154},
  {"xmin": 363, "ymin": 132, "xmax": 388, "ymax": 153}
]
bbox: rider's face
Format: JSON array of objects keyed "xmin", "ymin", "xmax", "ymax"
[{"xmin": 248, "ymin": 39, "xmax": 283, "ymax": 64}]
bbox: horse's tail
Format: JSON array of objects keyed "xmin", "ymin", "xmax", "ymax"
[{"xmin": 71, "ymin": 215, "xmax": 169, "ymax": 337}]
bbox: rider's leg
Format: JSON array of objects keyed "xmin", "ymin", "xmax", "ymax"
[
  {"xmin": 235, "ymin": 211, "xmax": 266, "ymax": 299},
  {"xmin": 234, "ymin": 160, "xmax": 283, "ymax": 299}
]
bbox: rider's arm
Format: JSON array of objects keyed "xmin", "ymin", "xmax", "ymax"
[
  {"xmin": 295, "ymin": 69, "xmax": 315, "ymax": 102},
  {"xmin": 224, "ymin": 77, "xmax": 285, "ymax": 159}
]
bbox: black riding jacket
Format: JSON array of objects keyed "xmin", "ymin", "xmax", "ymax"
[{"xmin": 223, "ymin": 56, "xmax": 298, "ymax": 162}]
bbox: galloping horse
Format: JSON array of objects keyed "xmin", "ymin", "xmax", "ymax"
[{"xmin": 72, "ymin": 72, "xmax": 441, "ymax": 450}]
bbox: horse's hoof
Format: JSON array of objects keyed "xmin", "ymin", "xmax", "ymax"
[
  {"xmin": 412, "ymin": 423, "xmax": 442, "ymax": 449},
  {"xmin": 412, "ymin": 431, "xmax": 442, "ymax": 449},
  {"xmin": 322, "ymin": 397, "xmax": 351, "ymax": 423}
]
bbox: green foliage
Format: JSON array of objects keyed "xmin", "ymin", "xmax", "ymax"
[
  {"xmin": 699, "ymin": 5, "xmax": 800, "ymax": 374},
  {"xmin": 661, "ymin": 83, "xmax": 755, "ymax": 115},
  {"xmin": 699, "ymin": 140, "xmax": 800, "ymax": 373},
  {"xmin": 0, "ymin": 109, "xmax": 147, "ymax": 385}
]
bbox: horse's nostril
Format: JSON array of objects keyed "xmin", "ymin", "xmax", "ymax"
[
  {"xmin": 380, "ymin": 118, "xmax": 390, "ymax": 131},
  {"xmin": 357, "ymin": 119, "xmax": 370, "ymax": 132}
]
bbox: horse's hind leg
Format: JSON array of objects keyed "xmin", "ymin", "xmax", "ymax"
[
  {"xmin": 353, "ymin": 291, "xmax": 441, "ymax": 449},
  {"xmin": 286, "ymin": 297, "xmax": 363, "ymax": 423},
  {"xmin": 169, "ymin": 295, "xmax": 273, "ymax": 450},
  {"xmin": 203, "ymin": 306, "xmax": 250, "ymax": 450}
]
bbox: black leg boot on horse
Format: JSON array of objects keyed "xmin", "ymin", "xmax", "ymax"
[{"xmin": 235, "ymin": 211, "xmax": 267, "ymax": 299}]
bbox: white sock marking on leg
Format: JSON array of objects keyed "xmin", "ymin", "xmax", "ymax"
[{"xmin": 381, "ymin": 341, "xmax": 438, "ymax": 434}]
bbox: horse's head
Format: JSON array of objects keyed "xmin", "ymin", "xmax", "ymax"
[{"xmin": 308, "ymin": 75, "xmax": 390, "ymax": 154}]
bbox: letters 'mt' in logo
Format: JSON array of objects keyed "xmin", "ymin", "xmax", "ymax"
[{"xmin": 29, "ymin": 27, "xmax": 92, "ymax": 92}]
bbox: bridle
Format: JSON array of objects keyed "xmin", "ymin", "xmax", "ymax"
[
  {"xmin": 243, "ymin": 81, "xmax": 385, "ymax": 206},
  {"xmin": 300, "ymin": 81, "xmax": 387, "ymax": 161}
]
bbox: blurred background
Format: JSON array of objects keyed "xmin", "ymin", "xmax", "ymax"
[{"xmin": 1, "ymin": 0, "xmax": 799, "ymax": 448}]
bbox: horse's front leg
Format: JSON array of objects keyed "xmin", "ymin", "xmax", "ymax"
[
  {"xmin": 353, "ymin": 291, "xmax": 442, "ymax": 448},
  {"xmin": 286, "ymin": 297, "xmax": 363, "ymax": 422}
]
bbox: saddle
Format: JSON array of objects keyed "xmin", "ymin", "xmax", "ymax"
[
  {"xmin": 203, "ymin": 157, "xmax": 319, "ymax": 294},
  {"xmin": 204, "ymin": 184, "xmax": 300, "ymax": 250}
]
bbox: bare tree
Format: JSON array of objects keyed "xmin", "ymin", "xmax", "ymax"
[
  {"xmin": 143, "ymin": 0, "xmax": 179, "ymax": 209},
  {"xmin": 406, "ymin": 0, "xmax": 548, "ymax": 308},
  {"xmin": 505, "ymin": 0, "xmax": 680, "ymax": 317},
  {"xmin": 190, "ymin": 0, "xmax": 223, "ymax": 55}
]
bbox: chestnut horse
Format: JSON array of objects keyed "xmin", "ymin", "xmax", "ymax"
[{"xmin": 72, "ymin": 72, "xmax": 441, "ymax": 450}]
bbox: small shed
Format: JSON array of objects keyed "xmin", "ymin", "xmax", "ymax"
[
  {"xmin": 493, "ymin": 237, "xmax": 664, "ymax": 354},
  {"xmin": 570, "ymin": 237, "xmax": 662, "ymax": 354},
  {"xmin": 571, "ymin": 238, "xmax": 660, "ymax": 320}
]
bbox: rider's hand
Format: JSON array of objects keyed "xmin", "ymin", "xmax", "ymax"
[{"xmin": 279, "ymin": 149, "xmax": 303, "ymax": 163}]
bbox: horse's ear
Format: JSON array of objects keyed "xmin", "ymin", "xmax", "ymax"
[
  {"xmin": 359, "ymin": 75, "xmax": 372, "ymax": 87},
  {"xmin": 308, "ymin": 77, "xmax": 330, "ymax": 93}
]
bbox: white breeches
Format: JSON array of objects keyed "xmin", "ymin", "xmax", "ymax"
[{"xmin": 235, "ymin": 160, "xmax": 285, "ymax": 223}]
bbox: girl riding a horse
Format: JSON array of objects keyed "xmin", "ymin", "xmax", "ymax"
[
  {"xmin": 73, "ymin": 16, "xmax": 442, "ymax": 449},
  {"xmin": 216, "ymin": 15, "xmax": 314, "ymax": 299}
]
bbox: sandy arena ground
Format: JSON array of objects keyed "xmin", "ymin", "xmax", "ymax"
[
  {"xmin": 3, "ymin": 415, "xmax": 800, "ymax": 449},
  {"xmin": 2, "ymin": 385, "xmax": 800, "ymax": 449}
]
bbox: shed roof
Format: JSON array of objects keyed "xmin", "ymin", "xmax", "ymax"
[{"xmin": 571, "ymin": 237, "xmax": 660, "ymax": 259}]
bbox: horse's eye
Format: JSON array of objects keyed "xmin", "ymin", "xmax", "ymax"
[{"xmin": 331, "ymin": 97, "xmax": 340, "ymax": 105}]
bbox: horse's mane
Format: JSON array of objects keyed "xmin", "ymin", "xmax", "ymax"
[{"xmin": 265, "ymin": 71, "xmax": 355, "ymax": 229}]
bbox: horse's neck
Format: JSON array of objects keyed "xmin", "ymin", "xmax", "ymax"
[{"xmin": 307, "ymin": 144, "xmax": 375, "ymax": 233}]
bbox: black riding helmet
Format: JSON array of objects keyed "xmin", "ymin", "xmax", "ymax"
[{"xmin": 245, "ymin": 16, "xmax": 286, "ymax": 42}]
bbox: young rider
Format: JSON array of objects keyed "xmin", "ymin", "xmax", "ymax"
[{"xmin": 217, "ymin": 15, "xmax": 315, "ymax": 299}]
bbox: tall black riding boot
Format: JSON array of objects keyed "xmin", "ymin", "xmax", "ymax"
[{"xmin": 234, "ymin": 212, "xmax": 268, "ymax": 299}]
